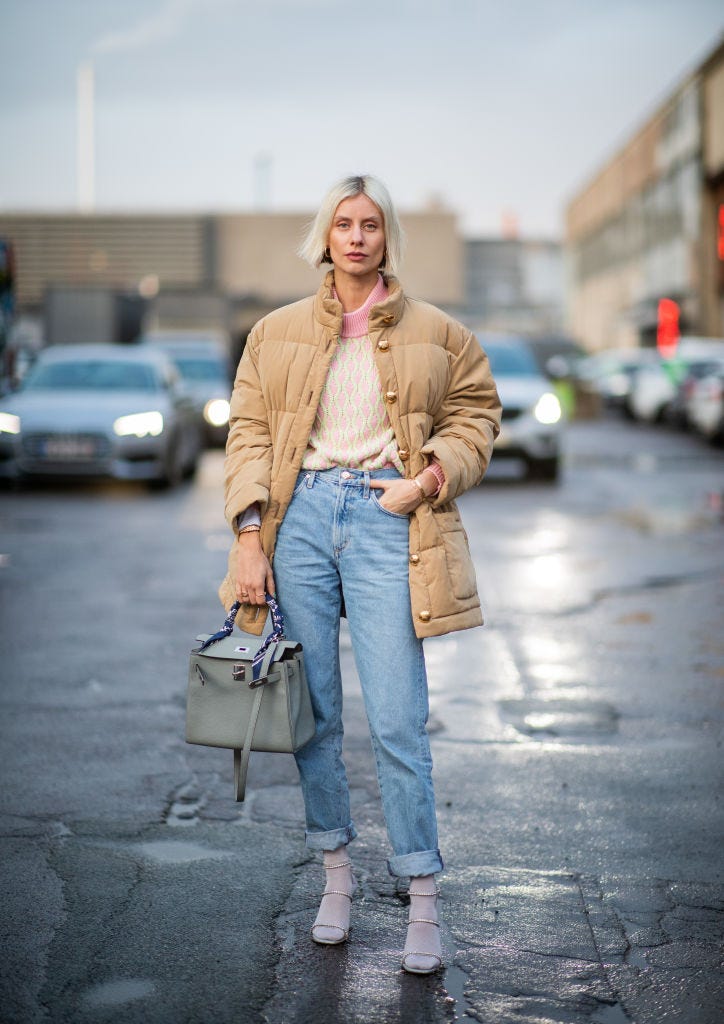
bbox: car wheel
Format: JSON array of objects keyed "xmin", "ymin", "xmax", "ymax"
[
  {"xmin": 149, "ymin": 437, "xmax": 182, "ymax": 490},
  {"xmin": 182, "ymin": 452, "xmax": 198, "ymax": 480},
  {"xmin": 622, "ymin": 398, "xmax": 636, "ymax": 420},
  {"xmin": 527, "ymin": 455, "xmax": 560, "ymax": 482},
  {"xmin": 707, "ymin": 421, "xmax": 724, "ymax": 447}
]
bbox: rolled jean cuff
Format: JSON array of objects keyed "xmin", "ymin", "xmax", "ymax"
[
  {"xmin": 305, "ymin": 823, "xmax": 358, "ymax": 852},
  {"xmin": 386, "ymin": 848, "xmax": 444, "ymax": 878}
]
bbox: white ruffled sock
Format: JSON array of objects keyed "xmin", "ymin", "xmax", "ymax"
[
  {"xmin": 402, "ymin": 874, "xmax": 443, "ymax": 973},
  {"xmin": 311, "ymin": 845, "xmax": 356, "ymax": 945}
]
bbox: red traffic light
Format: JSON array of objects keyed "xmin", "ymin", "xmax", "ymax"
[{"xmin": 656, "ymin": 298, "xmax": 680, "ymax": 359}]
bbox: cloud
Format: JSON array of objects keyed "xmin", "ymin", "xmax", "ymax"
[{"xmin": 91, "ymin": 0, "xmax": 219, "ymax": 55}]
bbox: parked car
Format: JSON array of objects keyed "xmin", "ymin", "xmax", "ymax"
[
  {"xmin": 523, "ymin": 335, "xmax": 598, "ymax": 419},
  {"xmin": 523, "ymin": 334, "xmax": 587, "ymax": 379},
  {"xmin": 685, "ymin": 366, "xmax": 724, "ymax": 443},
  {"xmin": 575, "ymin": 348, "xmax": 658, "ymax": 413},
  {"xmin": 668, "ymin": 357, "xmax": 724, "ymax": 430},
  {"xmin": 627, "ymin": 339, "xmax": 724, "ymax": 424},
  {"xmin": 476, "ymin": 333, "xmax": 564, "ymax": 481},
  {"xmin": 0, "ymin": 344, "xmax": 201, "ymax": 486},
  {"xmin": 140, "ymin": 332, "xmax": 231, "ymax": 446}
]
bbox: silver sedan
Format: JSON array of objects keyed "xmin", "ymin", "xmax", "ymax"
[
  {"xmin": 0, "ymin": 344, "xmax": 202, "ymax": 487},
  {"xmin": 476, "ymin": 334, "xmax": 565, "ymax": 482}
]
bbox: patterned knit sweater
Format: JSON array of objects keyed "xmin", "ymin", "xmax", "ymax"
[{"xmin": 301, "ymin": 275, "xmax": 403, "ymax": 473}]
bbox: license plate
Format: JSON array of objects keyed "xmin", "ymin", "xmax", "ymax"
[{"xmin": 43, "ymin": 437, "xmax": 98, "ymax": 459}]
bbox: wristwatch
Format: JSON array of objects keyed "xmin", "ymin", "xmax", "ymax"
[{"xmin": 412, "ymin": 477, "xmax": 427, "ymax": 500}]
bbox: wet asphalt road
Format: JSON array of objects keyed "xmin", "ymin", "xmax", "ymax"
[{"xmin": 1, "ymin": 414, "xmax": 723, "ymax": 1024}]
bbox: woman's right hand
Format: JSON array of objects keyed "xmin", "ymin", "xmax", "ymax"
[{"xmin": 235, "ymin": 533, "xmax": 275, "ymax": 605}]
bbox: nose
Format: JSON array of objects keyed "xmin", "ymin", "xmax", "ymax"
[{"xmin": 350, "ymin": 222, "xmax": 364, "ymax": 244}]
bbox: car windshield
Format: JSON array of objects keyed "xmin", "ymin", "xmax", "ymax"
[
  {"xmin": 23, "ymin": 360, "xmax": 160, "ymax": 391},
  {"xmin": 481, "ymin": 341, "xmax": 540, "ymax": 377},
  {"xmin": 173, "ymin": 357, "xmax": 227, "ymax": 382}
]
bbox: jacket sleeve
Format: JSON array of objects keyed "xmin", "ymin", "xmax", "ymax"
[
  {"xmin": 224, "ymin": 326, "xmax": 273, "ymax": 531},
  {"xmin": 420, "ymin": 328, "xmax": 501, "ymax": 505}
]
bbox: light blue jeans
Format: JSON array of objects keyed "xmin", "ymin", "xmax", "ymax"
[{"xmin": 273, "ymin": 466, "xmax": 443, "ymax": 878}]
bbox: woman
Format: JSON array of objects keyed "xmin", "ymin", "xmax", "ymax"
[{"xmin": 220, "ymin": 174, "xmax": 501, "ymax": 974}]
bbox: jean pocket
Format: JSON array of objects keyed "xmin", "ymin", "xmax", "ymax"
[
  {"xmin": 291, "ymin": 472, "xmax": 311, "ymax": 498},
  {"xmin": 370, "ymin": 490, "xmax": 409, "ymax": 520}
]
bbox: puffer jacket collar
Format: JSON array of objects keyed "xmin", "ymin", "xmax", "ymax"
[{"xmin": 313, "ymin": 271, "xmax": 405, "ymax": 332}]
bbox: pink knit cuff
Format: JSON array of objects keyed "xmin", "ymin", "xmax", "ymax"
[{"xmin": 425, "ymin": 460, "xmax": 446, "ymax": 495}]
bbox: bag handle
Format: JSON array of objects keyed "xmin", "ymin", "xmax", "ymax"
[{"xmin": 196, "ymin": 593, "xmax": 286, "ymax": 682}]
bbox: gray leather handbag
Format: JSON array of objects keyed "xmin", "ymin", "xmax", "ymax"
[{"xmin": 186, "ymin": 595, "xmax": 315, "ymax": 801}]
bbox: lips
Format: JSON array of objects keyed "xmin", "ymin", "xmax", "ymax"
[{"xmin": 346, "ymin": 253, "xmax": 367, "ymax": 260}]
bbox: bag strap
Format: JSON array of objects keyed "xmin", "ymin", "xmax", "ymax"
[
  {"xmin": 233, "ymin": 682, "xmax": 266, "ymax": 802},
  {"xmin": 250, "ymin": 594, "xmax": 286, "ymax": 681}
]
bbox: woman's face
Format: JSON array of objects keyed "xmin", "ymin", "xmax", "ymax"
[{"xmin": 327, "ymin": 193, "xmax": 386, "ymax": 279}]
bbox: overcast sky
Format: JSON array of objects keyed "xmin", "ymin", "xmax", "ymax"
[{"xmin": 1, "ymin": 0, "xmax": 722, "ymax": 237}]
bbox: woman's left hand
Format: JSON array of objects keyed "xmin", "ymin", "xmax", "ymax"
[{"xmin": 369, "ymin": 478, "xmax": 426, "ymax": 515}]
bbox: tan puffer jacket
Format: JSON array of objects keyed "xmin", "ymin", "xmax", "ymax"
[{"xmin": 220, "ymin": 272, "xmax": 501, "ymax": 638}]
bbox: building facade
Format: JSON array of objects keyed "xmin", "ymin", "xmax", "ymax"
[
  {"xmin": 566, "ymin": 36, "xmax": 724, "ymax": 351},
  {"xmin": 0, "ymin": 209, "xmax": 464, "ymax": 352},
  {"xmin": 465, "ymin": 237, "xmax": 564, "ymax": 333}
]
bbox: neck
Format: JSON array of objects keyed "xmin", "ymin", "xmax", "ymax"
[{"xmin": 333, "ymin": 268, "xmax": 382, "ymax": 313}]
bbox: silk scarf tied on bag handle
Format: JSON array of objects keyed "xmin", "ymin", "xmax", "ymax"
[{"xmin": 186, "ymin": 594, "xmax": 315, "ymax": 800}]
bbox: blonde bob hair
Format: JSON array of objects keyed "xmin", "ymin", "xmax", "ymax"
[{"xmin": 298, "ymin": 174, "xmax": 404, "ymax": 275}]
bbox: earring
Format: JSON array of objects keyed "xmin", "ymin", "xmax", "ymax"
[{"xmin": 322, "ymin": 247, "xmax": 332, "ymax": 264}]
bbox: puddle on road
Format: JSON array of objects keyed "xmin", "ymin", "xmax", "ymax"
[
  {"xmin": 440, "ymin": 963, "xmax": 474, "ymax": 1020},
  {"xmin": 80, "ymin": 978, "xmax": 155, "ymax": 1010},
  {"xmin": 591, "ymin": 1001, "xmax": 632, "ymax": 1023},
  {"xmin": 132, "ymin": 840, "xmax": 233, "ymax": 864},
  {"xmin": 497, "ymin": 698, "xmax": 619, "ymax": 739}
]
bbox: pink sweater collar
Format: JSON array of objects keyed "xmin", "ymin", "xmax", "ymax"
[{"xmin": 334, "ymin": 275, "xmax": 389, "ymax": 338}]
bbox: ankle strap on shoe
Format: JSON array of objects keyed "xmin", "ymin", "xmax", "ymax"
[
  {"xmin": 323, "ymin": 860, "xmax": 353, "ymax": 869},
  {"xmin": 408, "ymin": 887, "xmax": 440, "ymax": 897}
]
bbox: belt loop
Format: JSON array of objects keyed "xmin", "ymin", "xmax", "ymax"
[
  {"xmin": 306, "ymin": 471, "xmax": 316, "ymax": 488},
  {"xmin": 363, "ymin": 471, "xmax": 370, "ymax": 500}
]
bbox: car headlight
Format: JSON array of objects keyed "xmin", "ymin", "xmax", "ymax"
[
  {"xmin": 533, "ymin": 393, "xmax": 562, "ymax": 425},
  {"xmin": 0, "ymin": 412, "xmax": 21, "ymax": 434},
  {"xmin": 204, "ymin": 398, "xmax": 230, "ymax": 427},
  {"xmin": 113, "ymin": 411, "xmax": 164, "ymax": 437}
]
